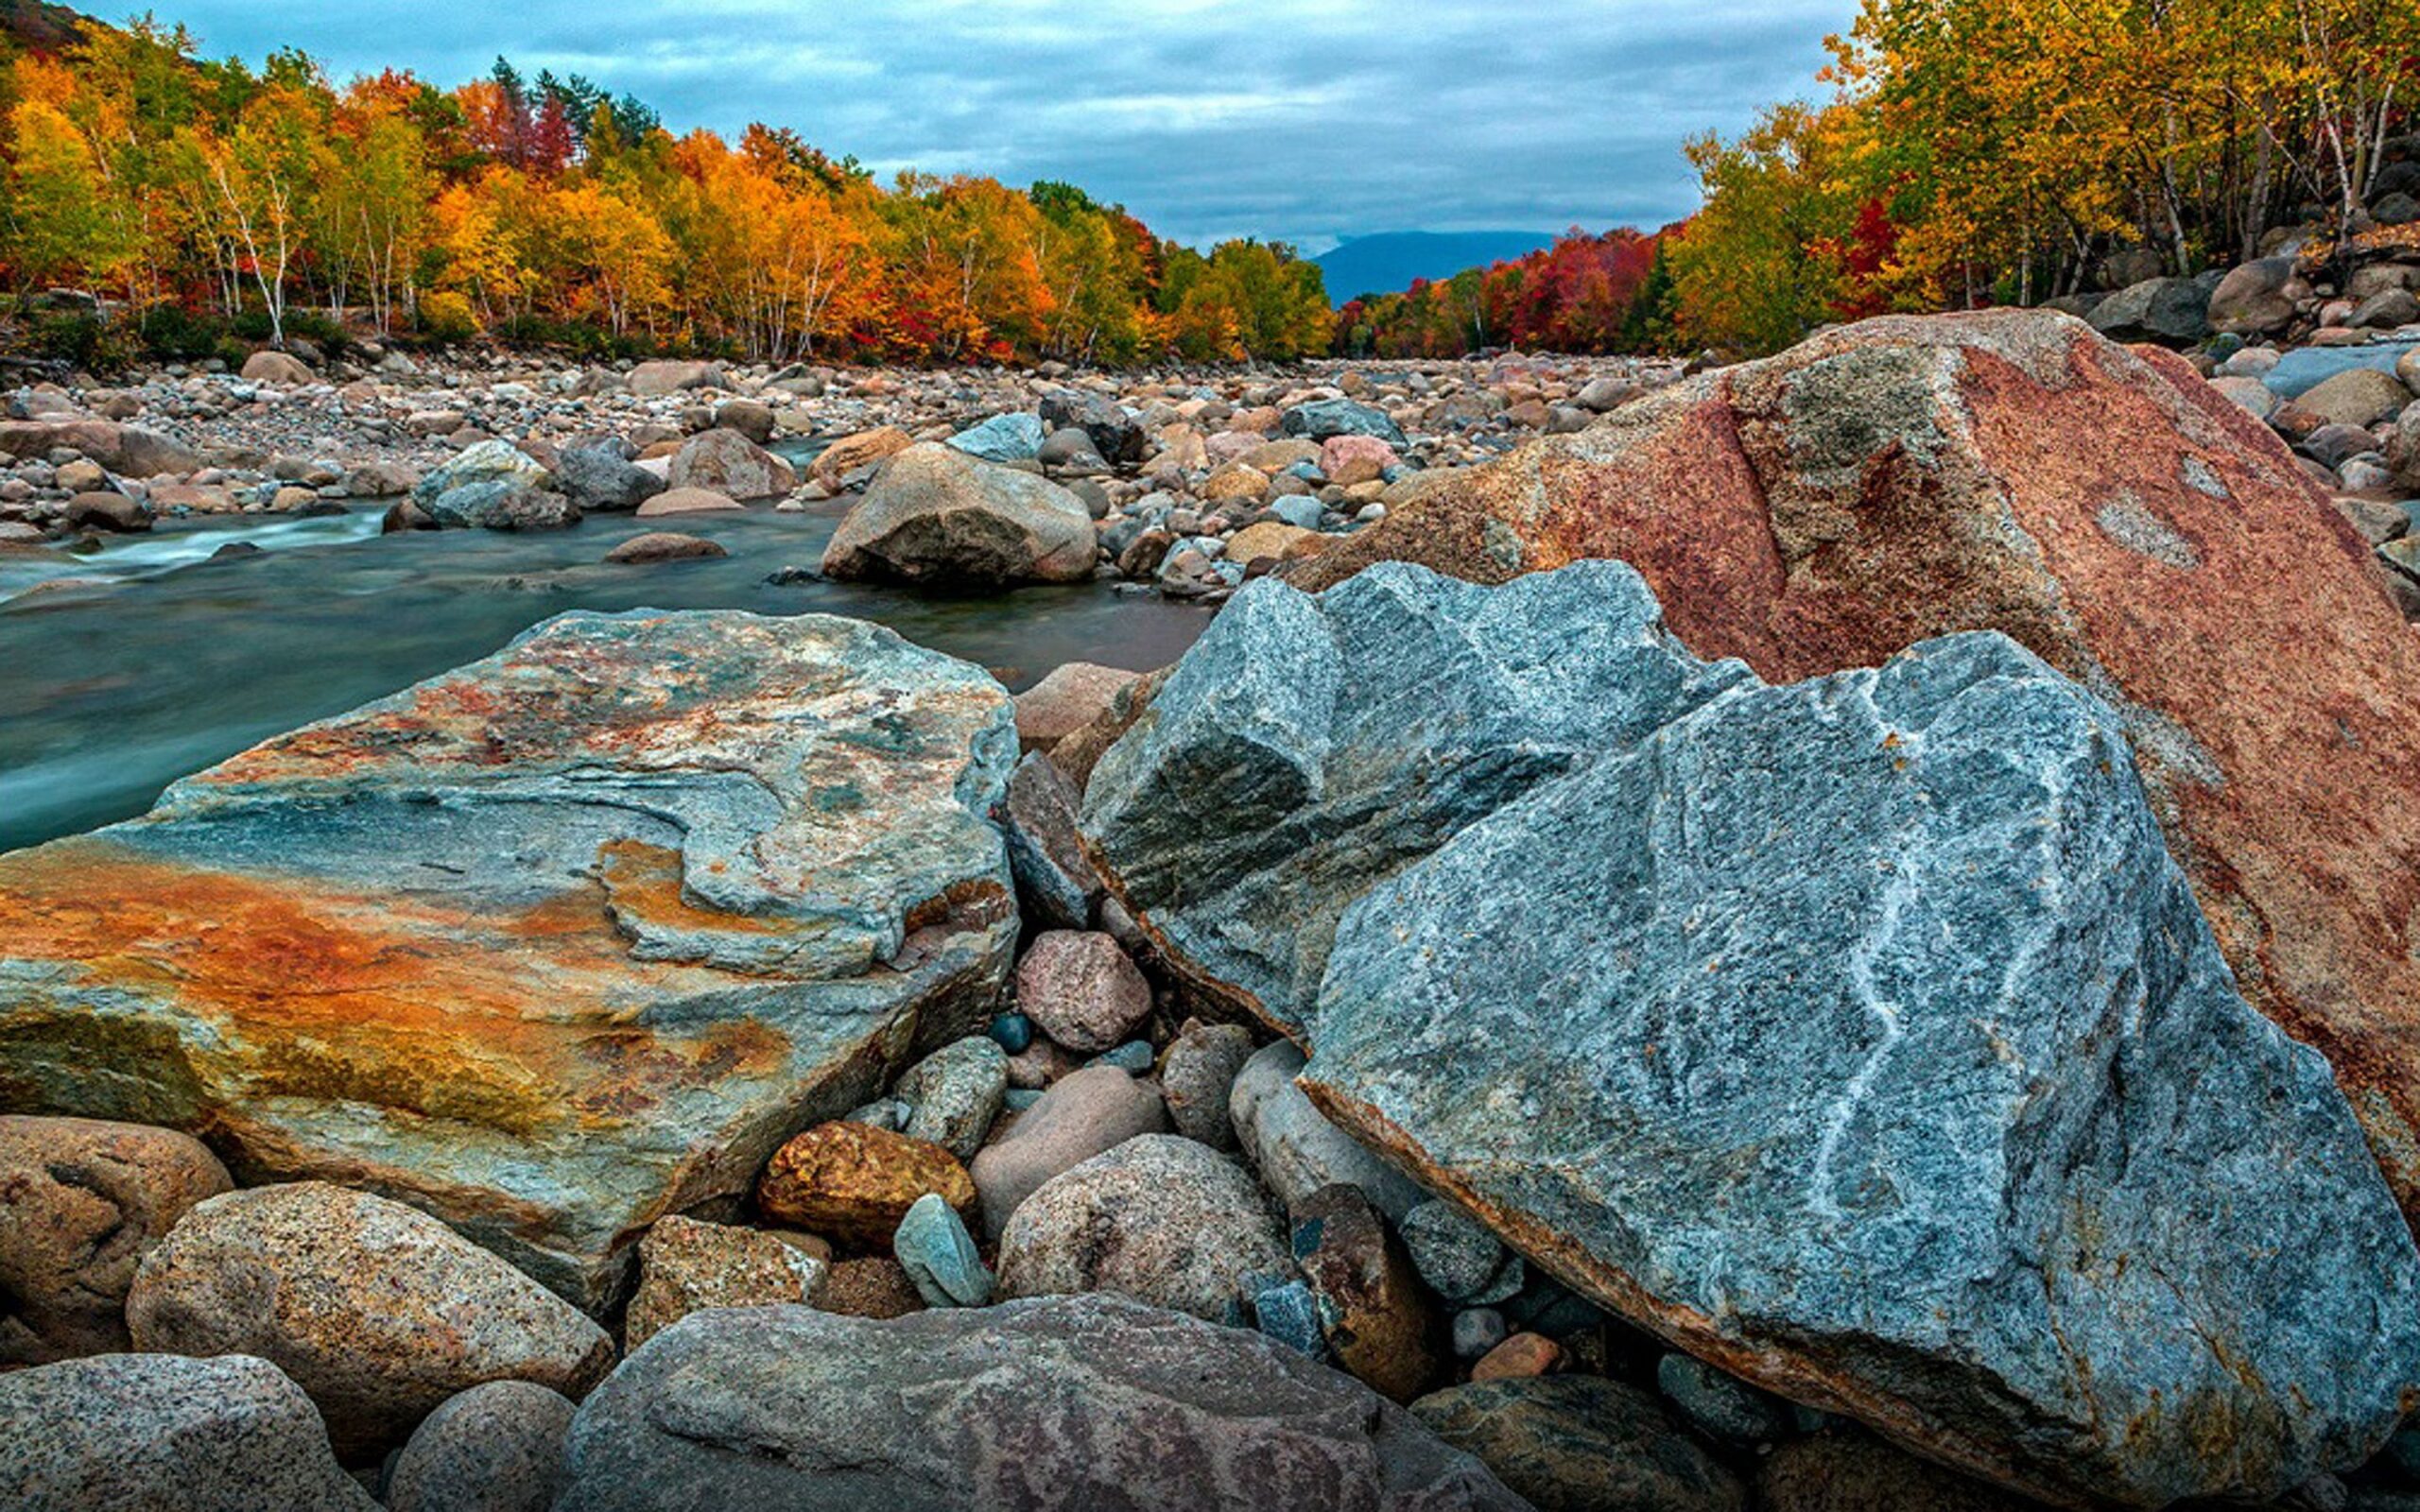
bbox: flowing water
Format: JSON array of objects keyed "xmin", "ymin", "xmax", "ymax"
[{"xmin": 0, "ymin": 502, "xmax": 1211, "ymax": 853}]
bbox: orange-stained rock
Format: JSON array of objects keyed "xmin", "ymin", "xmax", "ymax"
[
  {"xmin": 811, "ymin": 424, "xmax": 914, "ymax": 490},
  {"xmin": 0, "ymin": 610, "xmax": 1020, "ymax": 1310},
  {"xmin": 756, "ymin": 1121, "xmax": 977, "ymax": 1248},
  {"xmin": 1294, "ymin": 309, "xmax": 2420, "ymax": 1220},
  {"xmin": 1469, "ymin": 1333, "xmax": 1563, "ymax": 1383}
]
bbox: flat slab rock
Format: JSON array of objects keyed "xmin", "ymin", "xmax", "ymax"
[
  {"xmin": 1081, "ymin": 560, "xmax": 2420, "ymax": 1507},
  {"xmin": 0, "ymin": 609, "xmax": 1020, "ymax": 1308},
  {"xmin": 554, "ymin": 1296, "xmax": 1529, "ymax": 1511},
  {"xmin": 1291, "ymin": 310, "xmax": 2420, "ymax": 1236}
]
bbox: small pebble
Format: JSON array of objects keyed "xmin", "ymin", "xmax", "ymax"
[
  {"xmin": 1401, "ymin": 1200, "xmax": 1523, "ymax": 1304},
  {"xmin": 1254, "ymin": 1280, "xmax": 1327, "ymax": 1360},
  {"xmin": 1092, "ymin": 1040, "xmax": 1155, "ymax": 1074},
  {"xmin": 988, "ymin": 1012, "xmax": 1034, "ymax": 1054},
  {"xmin": 1451, "ymin": 1307, "xmax": 1509, "ymax": 1360},
  {"xmin": 1002, "ymin": 1088, "xmax": 1045, "ymax": 1112},
  {"xmin": 893, "ymin": 1192, "xmax": 994, "ymax": 1308},
  {"xmin": 844, "ymin": 1098, "xmax": 908, "ymax": 1132},
  {"xmin": 1470, "ymin": 1332, "xmax": 1563, "ymax": 1382}
]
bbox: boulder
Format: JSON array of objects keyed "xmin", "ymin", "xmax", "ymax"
[
  {"xmin": 625, "ymin": 1214, "xmax": 826, "ymax": 1350},
  {"xmin": 894, "ymin": 1035, "xmax": 1009, "ymax": 1160},
  {"xmin": 413, "ymin": 439, "xmax": 574, "ymax": 530},
  {"xmin": 602, "ymin": 531, "xmax": 725, "ymax": 564},
  {"xmin": 0, "ymin": 1115, "xmax": 231, "ymax": 1365},
  {"xmin": 1160, "ymin": 1019, "xmax": 1255, "ymax": 1149},
  {"xmin": 1229, "ymin": 1040, "xmax": 1426, "ymax": 1221},
  {"xmin": 1282, "ymin": 398, "xmax": 1410, "ymax": 449},
  {"xmin": 1284, "ymin": 310, "xmax": 2420, "ymax": 1242},
  {"xmin": 2352, "ymin": 288, "xmax": 2420, "ymax": 329},
  {"xmin": 2087, "ymin": 275, "xmax": 2210, "ymax": 343},
  {"xmin": 1413, "ymin": 1376, "xmax": 1747, "ymax": 1512},
  {"xmin": 2294, "ymin": 367, "xmax": 2413, "ymax": 428},
  {"xmin": 996, "ymin": 1134, "xmax": 1288, "ymax": 1321},
  {"xmin": 1576, "ymin": 375, "xmax": 1642, "ymax": 411},
  {"xmin": 632, "ymin": 486, "xmax": 741, "ymax": 517},
  {"xmin": 1288, "ymin": 1182, "xmax": 1441, "ymax": 1403},
  {"xmin": 714, "ymin": 399, "xmax": 776, "ymax": 445},
  {"xmin": 1040, "ymin": 388, "xmax": 1145, "ymax": 465},
  {"xmin": 667, "ymin": 426, "xmax": 796, "ymax": 500},
  {"xmin": 2208, "ymin": 373, "xmax": 2279, "ymax": 420},
  {"xmin": 386, "ymin": 1380, "xmax": 577, "ymax": 1512},
  {"xmin": 556, "ymin": 443, "xmax": 666, "ymax": 512},
  {"xmin": 0, "ymin": 610, "xmax": 1020, "ymax": 1308},
  {"xmin": 552, "ymin": 1297, "xmax": 1526, "ymax": 1511},
  {"xmin": 968, "ymin": 1063, "xmax": 1168, "ymax": 1237},
  {"xmin": 1089, "ymin": 558, "xmax": 2420, "ymax": 1507},
  {"xmin": 63, "ymin": 490, "xmax": 148, "ymax": 532},
  {"xmin": 1014, "ymin": 929, "xmax": 1151, "ymax": 1053},
  {"xmin": 821, "ymin": 441, "xmax": 1098, "ymax": 587},
  {"xmin": 125, "ymin": 1182, "xmax": 613, "ymax": 1456},
  {"xmin": 114, "ymin": 426, "xmax": 202, "ymax": 477},
  {"xmin": 1230, "ymin": 520, "xmax": 1320, "ymax": 564},
  {"xmin": 239, "ymin": 350, "xmax": 315, "ymax": 386},
  {"xmin": 755, "ymin": 1122, "xmax": 977, "ymax": 1249},
  {"xmin": 1014, "ymin": 661, "xmax": 1140, "ymax": 753},
  {"xmin": 811, "ymin": 424, "xmax": 914, "ymax": 490},
  {"xmin": 0, "ymin": 1352, "xmax": 376, "ymax": 1512},
  {"xmin": 947, "ymin": 411, "xmax": 1047, "ymax": 463},
  {"xmin": 892, "ymin": 1190, "xmax": 993, "ymax": 1306},
  {"xmin": 2205, "ymin": 256, "xmax": 2308, "ymax": 335},
  {"xmin": 625, "ymin": 359, "xmax": 725, "ymax": 397},
  {"xmin": 997, "ymin": 750, "xmax": 1104, "ymax": 930}
]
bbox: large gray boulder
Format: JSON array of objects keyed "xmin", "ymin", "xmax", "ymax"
[
  {"xmin": 0, "ymin": 610, "xmax": 1021, "ymax": 1309},
  {"xmin": 555, "ymin": 441, "xmax": 666, "ymax": 512},
  {"xmin": 821, "ymin": 441, "xmax": 1098, "ymax": 587},
  {"xmin": 1081, "ymin": 560, "xmax": 2420, "ymax": 1508},
  {"xmin": 1083, "ymin": 559, "xmax": 1752, "ymax": 1033},
  {"xmin": 1282, "ymin": 398, "xmax": 1410, "ymax": 449},
  {"xmin": 412, "ymin": 439, "xmax": 576, "ymax": 530},
  {"xmin": 553, "ymin": 1297, "xmax": 1530, "ymax": 1511},
  {"xmin": 2086, "ymin": 275, "xmax": 2211, "ymax": 344},
  {"xmin": 0, "ymin": 1352, "xmax": 377, "ymax": 1512}
]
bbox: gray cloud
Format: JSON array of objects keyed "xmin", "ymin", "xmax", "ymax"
[{"xmin": 170, "ymin": 0, "xmax": 1854, "ymax": 248}]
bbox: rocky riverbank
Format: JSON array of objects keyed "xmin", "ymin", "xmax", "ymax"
[
  {"xmin": 0, "ymin": 345, "xmax": 1683, "ymax": 607},
  {"xmin": 6, "ymin": 298, "xmax": 2420, "ymax": 1512}
]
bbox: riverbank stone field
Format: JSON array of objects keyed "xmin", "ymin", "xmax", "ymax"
[{"xmin": 6, "ymin": 147, "xmax": 2420, "ymax": 1512}]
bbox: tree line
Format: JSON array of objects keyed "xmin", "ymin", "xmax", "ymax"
[
  {"xmin": 1334, "ymin": 0, "xmax": 2413, "ymax": 361},
  {"xmin": 0, "ymin": 13, "xmax": 1334, "ymax": 367}
]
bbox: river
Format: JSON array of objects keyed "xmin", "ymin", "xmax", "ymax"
[{"xmin": 0, "ymin": 501, "xmax": 1210, "ymax": 852}]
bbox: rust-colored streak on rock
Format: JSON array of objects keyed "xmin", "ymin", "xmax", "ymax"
[
  {"xmin": 1290, "ymin": 310, "xmax": 2420, "ymax": 1219},
  {"xmin": 0, "ymin": 837, "xmax": 782, "ymax": 1136}
]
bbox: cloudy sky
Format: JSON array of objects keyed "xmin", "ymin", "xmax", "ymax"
[{"xmin": 157, "ymin": 0, "xmax": 1855, "ymax": 250}]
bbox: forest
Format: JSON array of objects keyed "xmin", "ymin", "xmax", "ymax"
[
  {"xmin": 0, "ymin": 10, "xmax": 1333, "ymax": 369},
  {"xmin": 1339, "ymin": 0, "xmax": 2415, "ymax": 358},
  {"xmin": 0, "ymin": 0, "xmax": 2411, "ymax": 368}
]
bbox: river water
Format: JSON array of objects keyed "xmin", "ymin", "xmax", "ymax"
[{"xmin": 0, "ymin": 502, "xmax": 1211, "ymax": 852}]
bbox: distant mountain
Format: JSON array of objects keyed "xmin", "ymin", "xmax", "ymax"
[{"xmin": 1313, "ymin": 231, "xmax": 1561, "ymax": 305}]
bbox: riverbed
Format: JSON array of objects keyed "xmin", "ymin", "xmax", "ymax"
[{"xmin": 0, "ymin": 504, "xmax": 1210, "ymax": 851}]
